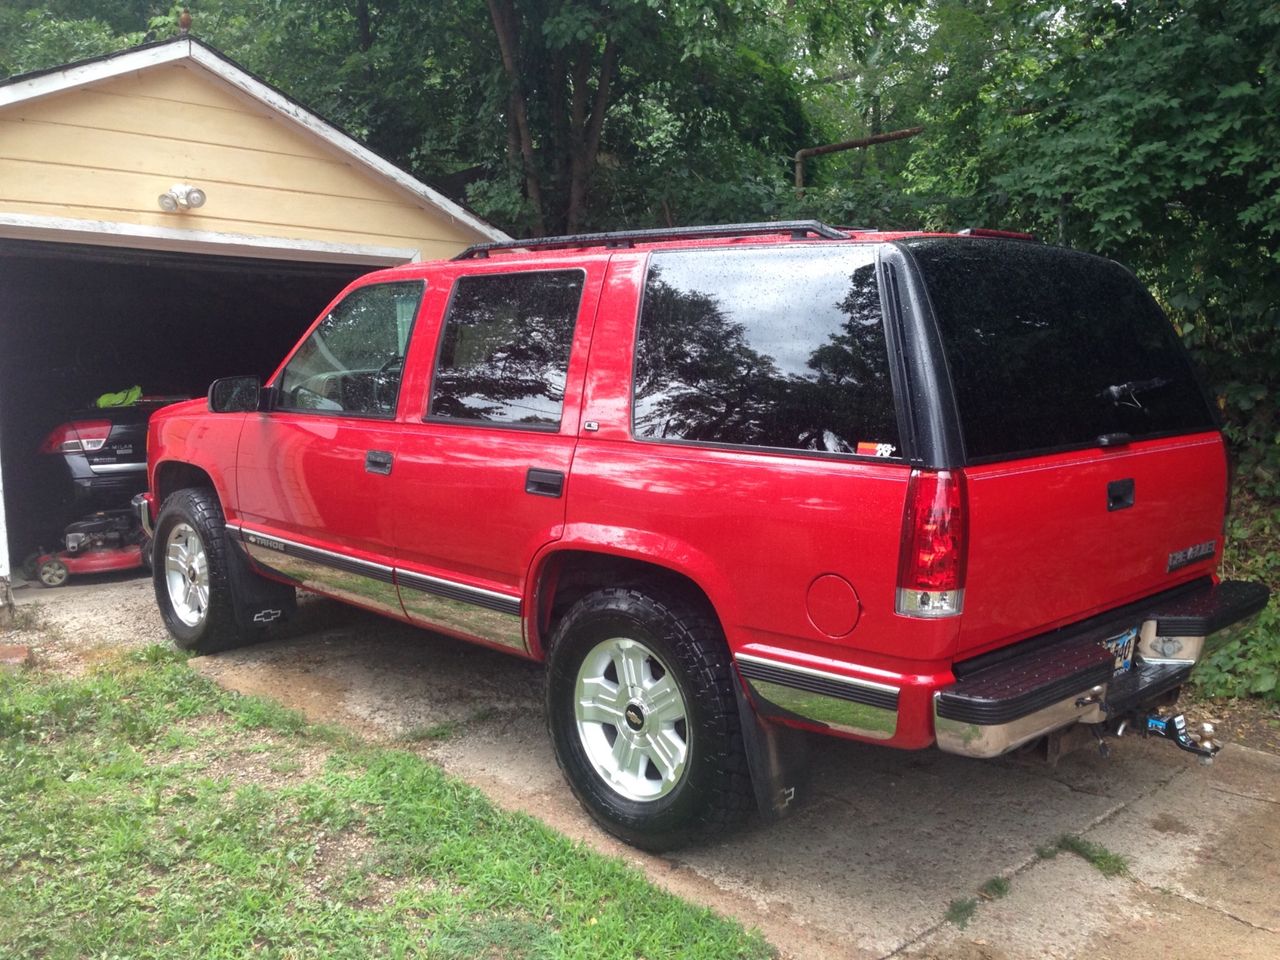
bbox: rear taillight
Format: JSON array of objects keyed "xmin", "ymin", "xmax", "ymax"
[
  {"xmin": 38, "ymin": 420, "xmax": 112, "ymax": 454},
  {"xmin": 896, "ymin": 469, "xmax": 967, "ymax": 618}
]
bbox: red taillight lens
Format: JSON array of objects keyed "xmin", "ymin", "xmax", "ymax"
[
  {"xmin": 38, "ymin": 420, "xmax": 112, "ymax": 454},
  {"xmin": 896, "ymin": 469, "xmax": 967, "ymax": 617}
]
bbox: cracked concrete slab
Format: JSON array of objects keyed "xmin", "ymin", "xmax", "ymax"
[{"xmin": 14, "ymin": 580, "xmax": 1280, "ymax": 960}]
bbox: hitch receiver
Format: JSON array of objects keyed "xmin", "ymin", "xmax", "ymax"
[{"xmin": 1140, "ymin": 712, "xmax": 1220, "ymax": 763}]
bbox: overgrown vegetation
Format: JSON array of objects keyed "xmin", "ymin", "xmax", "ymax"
[
  {"xmin": 1053, "ymin": 835, "xmax": 1129, "ymax": 878},
  {"xmin": 2, "ymin": 0, "xmax": 1275, "ymax": 694},
  {"xmin": 944, "ymin": 897, "xmax": 978, "ymax": 929},
  {"xmin": 0, "ymin": 647, "xmax": 772, "ymax": 959}
]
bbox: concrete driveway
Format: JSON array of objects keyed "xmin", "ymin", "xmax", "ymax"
[{"xmin": 15, "ymin": 575, "xmax": 1280, "ymax": 959}]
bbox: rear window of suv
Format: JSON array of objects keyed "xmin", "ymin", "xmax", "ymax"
[
  {"xmin": 633, "ymin": 245, "xmax": 901, "ymax": 458},
  {"xmin": 905, "ymin": 238, "xmax": 1217, "ymax": 462}
]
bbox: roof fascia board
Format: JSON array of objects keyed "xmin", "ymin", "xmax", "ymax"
[
  {"xmin": 0, "ymin": 212, "xmax": 421, "ymax": 265},
  {"xmin": 0, "ymin": 40, "xmax": 191, "ymax": 108}
]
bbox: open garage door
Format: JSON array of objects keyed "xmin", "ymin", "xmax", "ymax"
[{"xmin": 0, "ymin": 238, "xmax": 372, "ymax": 567}]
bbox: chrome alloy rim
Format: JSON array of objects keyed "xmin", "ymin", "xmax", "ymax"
[
  {"xmin": 574, "ymin": 637, "xmax": 689, "ymax": 801},
  {"xmin": 164, "ymin": 522, "xmax": 209, "ymax": 628}
]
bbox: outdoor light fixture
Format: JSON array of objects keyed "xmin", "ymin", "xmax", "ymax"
[{"xmin": 157, "ymin": 183, "xmax": 207, "ymax": 212}]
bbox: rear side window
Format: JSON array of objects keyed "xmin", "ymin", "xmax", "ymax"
[
  {"xmin": 905, "ymin": 239, "xmax": 1217, "ymax": 462},
  {"xmin": 633, "ymin": 246, "xmax": 901, "ymax": 458},
  {"xmin": 429, "ymin": 270, "xmax": 584, "ymax": 429}
]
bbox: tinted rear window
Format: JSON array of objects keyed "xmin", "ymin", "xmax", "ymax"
[
  {"xmin": 905, "ymin": 239, "xmax": 1216, "ymax": 461},
  {"xmin": 633, "ymin": 245, "xmax": 901, "ymax": 458}
]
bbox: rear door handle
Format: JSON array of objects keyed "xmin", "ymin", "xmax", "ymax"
[
  {"xmin": 525, "ymin": 468, "xmax": 564, "ymax": 498},
  {"xmin": 365, "ymin": 450, "xmax": 393, "ymax": 476}
]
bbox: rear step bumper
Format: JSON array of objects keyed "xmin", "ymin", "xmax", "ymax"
[{"xmin": 933, "ymin": 579, "xmax": 1270, "ymax": 758}]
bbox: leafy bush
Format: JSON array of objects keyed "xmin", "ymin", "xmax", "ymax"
[{"xmin": 1195, "ymin": 490, "xmax": 1280, "ymax": 701}]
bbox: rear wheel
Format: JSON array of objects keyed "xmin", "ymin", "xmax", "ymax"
[
  {"xmin": 546, "ymin": 587, "xmax": 752, "ymax": 851},
  {"xmin": 153, "ymin": 488, "xmax": 248, "ymax": 654}
]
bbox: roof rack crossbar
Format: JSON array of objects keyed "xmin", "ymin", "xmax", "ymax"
[{"xmin": 454, "ymin": 220, "xmax": 850, "ymax": 259}]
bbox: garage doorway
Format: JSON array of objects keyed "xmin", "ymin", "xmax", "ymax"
[{"xmin": 0, "ymin": 238, "xmax": 374, "ymax": 565}]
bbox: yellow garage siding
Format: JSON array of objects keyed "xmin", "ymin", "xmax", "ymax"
[{"xmin": 0, "ymin": 61, "xmax": 482, "ymax": 257}]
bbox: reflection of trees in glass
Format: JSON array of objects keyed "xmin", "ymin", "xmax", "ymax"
[
  {"xmin": 634, "ymin": 257, "xmax": 899, "ymax": 454},
  {"xmin": 430, "ymin": 271, "xmax": 583, "ymax": 427},
  {"xmin": 279, "ymin": 281, "xmax": 422, "ymax": 415}
]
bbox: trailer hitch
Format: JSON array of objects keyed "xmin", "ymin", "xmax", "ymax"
[{"xmin": 1138, "ymin": 712, "xmax": 1221, "ymax": 763}]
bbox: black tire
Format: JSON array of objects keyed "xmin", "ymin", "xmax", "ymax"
[
  {"xmin": 545, "ymin": 587, "xmax": 753, "ymax": 851},
  {"xmin": 152, "ymin": 488, "xmax": 253, "ymax": 654}
]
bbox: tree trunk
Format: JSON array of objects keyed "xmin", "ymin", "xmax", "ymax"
[
  {"xmin": 487, "ymin": 0, "xmax": 546, "ymax": 235},
  {"xmin": 565, "ymin": 37, "xmax": 618, "ymax": 233},
  {"xmin": 354, "ymin": 0, "xmax": 372, "ymax": 52}
]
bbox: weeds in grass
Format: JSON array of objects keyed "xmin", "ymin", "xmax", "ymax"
[
  {"xmin": 0, "ymin": 645, "xmax": 771, "ymax": 959},
  {"xmin": 979, "ymin": 876, "xmax": 1011, "ymax": 900},
  {"xmin": 1055, "ymin": 834, "xmax": 1129, "ymax": 877},
  {"xmin": 401, "ymin": 720, "xmax": 459, "ymax": 742},
  {"xmin": 945, "ymin": 897, "xmax": 978, "ymax": 928}
]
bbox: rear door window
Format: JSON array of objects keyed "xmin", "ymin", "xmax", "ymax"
[
  {"xmin": 428, "ymin": 270, "xmax": 585, "ymax": 430},
  {"xmin": 633, "ymin": 245, "xmax": 901, "ymax": 458},
  {"xmin": 904, "ymin": 239, "xmax": 1217, "ymax": 462}
]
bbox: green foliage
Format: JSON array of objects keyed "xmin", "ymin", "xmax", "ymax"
[
  {"xmin": 1195, "ymin": 490, "xmax": 1280, "ymax": 701},
  {"xmin": 979, "ymin": 875, "xmax": 1010, "ymax": 900},
  {"xmin": 1054, "ymin": 835, "xmax": 1129, "ymax": 878},
  {"xmin": 945, "ymin": 896, "xmax": 977, "ymax": 928},
  {"xmin": 988, "ymin": 1, "xmax": 1280, "ymax": 495},
  {"xmin": 0, "ymin": 4, "xmax": 143, "ymax": 75}
]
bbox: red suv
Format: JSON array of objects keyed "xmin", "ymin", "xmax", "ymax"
[{"xmin": 140, "ymin": 221, "xmax": 1269, "ymax": 849}]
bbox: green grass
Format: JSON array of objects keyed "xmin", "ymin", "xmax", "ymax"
[
  {"xmin": 1054, "ymin": 834, "xmax": 1129, "ymax": 877},
  {"xmin": 944, "ymin": 897, "xmax": 978, "ymax": 928},
  {"xmin": 979, "ymin": 876, "xmax": 1010, "ymax": 900},
  {"xmin": 0, "ymin": 646, "xmax": 773, "ymax": 960}
]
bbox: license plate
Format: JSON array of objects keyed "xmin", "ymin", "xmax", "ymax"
[{"xmin": 1103, "ymin": 626, "xmax": 1138, "ymax": 674}]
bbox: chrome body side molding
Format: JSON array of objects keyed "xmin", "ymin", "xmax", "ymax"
[
  {"xmin": 226, "ymin": 524, "xmax": 525, "ymax": 653},
  {"xmin": 227, "ymin": 524, "xmax": 403, "ymax": 619},
  {"xmin": 735, "ymin": 653, "xmax": 899, "ymax": 740},
  {"xmin": 397, "ymin": 569, "xmax": 525, "ymax": 652}
]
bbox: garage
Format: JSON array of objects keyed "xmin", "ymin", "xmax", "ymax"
[{"xmin": 0, "ymin": 37, "xmax": 507, "ymax": 612}]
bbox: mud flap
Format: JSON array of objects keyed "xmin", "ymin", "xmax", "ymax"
[
  {"xmin": 733, "ymin": 677, "xmax": 809, "ymax": 821},
  {"xmin": 225, "ymin": 538, "xmax": 297, "ymax": 635}
]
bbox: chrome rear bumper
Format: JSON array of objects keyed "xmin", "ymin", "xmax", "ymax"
[{"xmin": 933, "ymin": 579, "xmax": 1268, "ymax": 759}]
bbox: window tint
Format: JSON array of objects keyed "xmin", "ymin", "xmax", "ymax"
[
  {"xmin": 633, "ymin": 246, "xmax": 900, "ymax": 457},
  {"xmin": 429, "ymin": 270, "xmax": 584, "ymax": 429},
  {"xmin": 278, "ymin": 281, "xmax": 423, "ymax": 417},
  {"xmin": 905, "ymin": 239, "xmax": 1217, "ymax": 461}
]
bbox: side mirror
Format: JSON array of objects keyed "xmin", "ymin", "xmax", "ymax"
[{"xmin": 208, "ymin": 376, "xmax": 265, "ymax": 413}]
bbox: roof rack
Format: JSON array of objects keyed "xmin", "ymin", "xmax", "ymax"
[
  {"xmin": 958, "ymin": 227, "xmax": 1040, "ymax": 242},
  {"xmin": 454, "ymin": 220, "xmax": 850, "ymax": 260}
]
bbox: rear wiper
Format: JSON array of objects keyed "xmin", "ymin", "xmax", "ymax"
[{"xmin": 1097, "ymin": 377, "xmax": 1171, "ymax": 408}]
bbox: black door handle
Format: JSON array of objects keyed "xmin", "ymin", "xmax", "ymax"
[
  {"xmin": 365, "ymin": 450, "xmax": 393, "ymax": 476},
  {"xmin": 525, "ymin": 468, "xmax": 564, "ymax": 498},
  {"xmin": 1108, "ymin": 478, "xmax": 1135, "ymax": 511}
]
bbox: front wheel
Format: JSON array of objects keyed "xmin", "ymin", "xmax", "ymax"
[
  {"xmin": 153, "ymin": 488, "xmax": 244, "ymax": 654},
  {"xmin": 546, "ymin": 587, "xmax": 753, "ymax": 851},
  {"xmin": 37, "ymin": 557, "xmax": 69, "ymax": 588}
]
